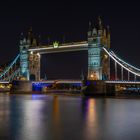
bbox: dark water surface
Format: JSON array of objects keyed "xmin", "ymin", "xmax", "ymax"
[{"xmin": 0, "ymin": 93, "xmax": 140, "ymax": 140}]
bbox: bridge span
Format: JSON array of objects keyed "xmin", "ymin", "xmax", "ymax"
[
  {"xmin": 0, "ymin": 17, "xmax": 140, "ymax": 94},
  {"xmin": 29, "ymin": 42, "xmax": 88, "ymax": 54}
]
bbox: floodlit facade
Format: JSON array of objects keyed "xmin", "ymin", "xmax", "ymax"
[{"xmin": 19, "ymin": 17, "xmax": 110, "ymax": 81}]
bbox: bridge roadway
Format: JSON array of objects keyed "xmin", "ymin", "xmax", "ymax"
[
  {"xmin": 28, "ymin": 41, "xmax": 88, "ymax": 54},
  {"xmin": 0, "ymin": 80, "xmax": 140, "ymax": 94},
  {"xmin": 1, "ymin": 80, "xmax": 140, "ymax": 84},
  {"xmin": 105, "ymin": 81, "xmax": 140, "ymax": 84},
  {"xmin": 32, "ymin": 80, "xmax": 83, "ymax": 84},
  {"xmin": 32, "ymin": 80, "xmax": 140, "ymax": 84},
  {"xmin": 32, "ymin": 80, "xmax": 140, "ymax": 94}
]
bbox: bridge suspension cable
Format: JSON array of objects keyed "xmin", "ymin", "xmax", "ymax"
[
  {"xmin": 103, "ymin": 47, "xmax": 140, "ymax": 79},
  {"xmin": 0, "ymin": 54, "xmax": 20, "ymax": 82},
  {"xmin": 110, "ymin": 51, "xmax": 140, "ymax": 72}
]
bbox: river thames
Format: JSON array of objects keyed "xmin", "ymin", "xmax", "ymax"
[{"xmin": 0, "ymin": 93, "xmax": 140, "ymax": 140}]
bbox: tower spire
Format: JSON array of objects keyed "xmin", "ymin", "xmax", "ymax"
[
  {"xmin": 107, "ymin": 25, "xmax": 110, "ymax": 33},
  {"xmin": 98, "ymin": 16, "xmax": 102, "ymax": 30},
  {"xmin": 38, "ymin": 35, "xmax": 41, "ymax": 46},
  {"xmin": 98, "ymin": 16, "xmax": 103, "ymax": 36},
  {"xmin": 28, "ymin": 27, "xmax": 33, "ymax": 42},
  {"xmin": 88, "ymin": 21, "xmax": 92, "ymax": 31},
  {"xmin": 87, "ymin": 21, "xmax": 92, "ymax": 38}
]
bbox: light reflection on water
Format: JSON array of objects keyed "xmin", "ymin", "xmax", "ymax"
[
  {"xmin": 82, "ymin": 98, "xmax": 97, "ymax": 140},
  {"xmin": 0, "ymin": 94, "xmax": 140, "ymax": 140}
]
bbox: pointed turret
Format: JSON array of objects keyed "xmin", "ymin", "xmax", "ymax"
[
  {"xmin": 88, "ymin": 21, "xmax": 92, "ymax": 30},
  {"xmin": 20, "ymin": 32, "xmax": 24, "ymax": 40},
  {"xmin": 87, "ymin": 21, "xmax": 92, "ymax": 37},
  {"xmin": 27, "ymin": 27, "xmax": 34, "ymax": 44},
  {"xmin": 38, "ymin": 35, "xmax": 41, "ymax": 46},
  {"xmin": 92, "ymin": 28, "xmax": 97, "ymax": 36},
  {"xmin": 103, "ymin": 29, "xmax": 106, "ymax": 37},
  {"xmin": 20, "ymin": 32, "xmax": 24, "ymax": 45},
  {"xmin": 98, "ymin": 16, "xmax": 103, "ymax": 36},
  {"xmin": 23, "ymin": 38, "xmax": 27, "ymax": 44},
  {"xmin": 87, "ymin": 17, "xmax": 110, "ymax": 47},
  {"xmin": 32, "ymin": 38, "xmax": 37, "ymax": 47},
  {"xmin": 98, "ymin": 16, "xmax": 102, "ymax": 30},
  {"xmin": 102, "ymin": 29, "xmax": 107, "ymax": 46}
]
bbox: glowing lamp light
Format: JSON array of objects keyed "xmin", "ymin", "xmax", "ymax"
[
  {"xmin": 104, "ymin": 54, "xmax": 108, "ymax": 59},
  {"xmin": 53, "ymin": 42, "xmax": 59, "ymax": 48},
  {"xmin": 37, "ymin": 53, "xmax": 40, "ymax": 57},
  {"xmin": 30, "ymin": 51, "xmax": 33, "ymax": 54},
  {"xmin": 90, "ymin": 74, "xmax": 94, "ymax": 78}
]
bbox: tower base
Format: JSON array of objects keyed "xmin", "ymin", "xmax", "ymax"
[
  {"xmin": 82, "ymin": 80, "xmax": 106, "ymax": 96},
  {"xmin": 11, "ymin": 80, "xmax": 32, "ymax": 93}
]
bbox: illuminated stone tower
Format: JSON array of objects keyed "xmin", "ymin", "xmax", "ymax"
[
  {"xmin": 28, "ymin": 29, "xmax": 41, "ymax": 81},
  {"xmin": 87, "ymin": 17, "xmax": 110, "ymax": 80},
  {"xmin": 19, "ymin": 29, "xmax": 41, "ymax": 81},
  {"xmin": 19, "ymin": 37, "xmax": 30, "ymax": 80}
]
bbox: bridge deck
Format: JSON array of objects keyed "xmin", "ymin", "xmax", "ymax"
[
  {"xmin": 28, "ymin": 42, "xmax": 88, "ymax": 54},
  {"xmin": 105, "ymin": 81, "xmax": 140, "ymax": 84},
  {"xmin": 32, "ymin": 80, "xmax": 82, "ymax": 84}
]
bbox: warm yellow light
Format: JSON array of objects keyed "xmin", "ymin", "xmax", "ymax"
[
  {"xmin": 104, "ymin": 54, "xmax": 108, "ymax": 59},
  {"xmin": 37, "ymin": 53, "xmax": 40, "ymax": 57},
  {"xmin": 20, "ymin": 77, "xmax": 27, "ymax": 80},
  {"xmin": 91, "ymin": 74, "xmax": 94, "ymax": 78},
  {"xmin": 0, "ymin": 84, "xmax": 5, "ymax": 88},
  {"xmin": 7, "ymin": 85, "xmax": 11, "ymax": 89}
]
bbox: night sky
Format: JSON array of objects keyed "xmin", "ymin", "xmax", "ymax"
[{"xmin": 0, "ymin": 1, "xmax": 140, "ymax": 79}]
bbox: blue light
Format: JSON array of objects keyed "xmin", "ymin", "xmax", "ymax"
[
  {"xmin": 93, "ymin": 82, "xmax": 96, "ymax": 85},
  {"xmin": 32, "ymin": 82, "xmax": 52, "ymax": 91},
  {"xmin": 86, "ymin": 81, "xmax": 90, "ymax": 86}
]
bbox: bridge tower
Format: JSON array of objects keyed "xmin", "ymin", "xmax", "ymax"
[
  {"xmin": 28, "ymin": 29, "xmax": 41, "ymax": 81},
  {"xmin": 19, "ymin": 37, "xmax": 30, "ymax": 80},
  {"xmin": 87, "ymin": 17, "xmax": 110, "ymax": 80},
  {"xmin": 19, "ymin": 29, "xmax": 41, "ymax": 81}
]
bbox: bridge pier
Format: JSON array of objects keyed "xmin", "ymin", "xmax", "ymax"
[
  {"xmin": 82, "ymin": 80, "xmax": 107, "ymax": 96},
  {"xmin": 11, "ymin": 80, "xmax": 32, "ymax": 93}
]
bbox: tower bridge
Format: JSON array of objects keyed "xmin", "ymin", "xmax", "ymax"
[
  {"xmin": 26, "ymin": 17, "xmax": 110, "ymax": 81},
  {"xmin": 0, "ymin": 17, "xmax": 140, "ymax": 94}
]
